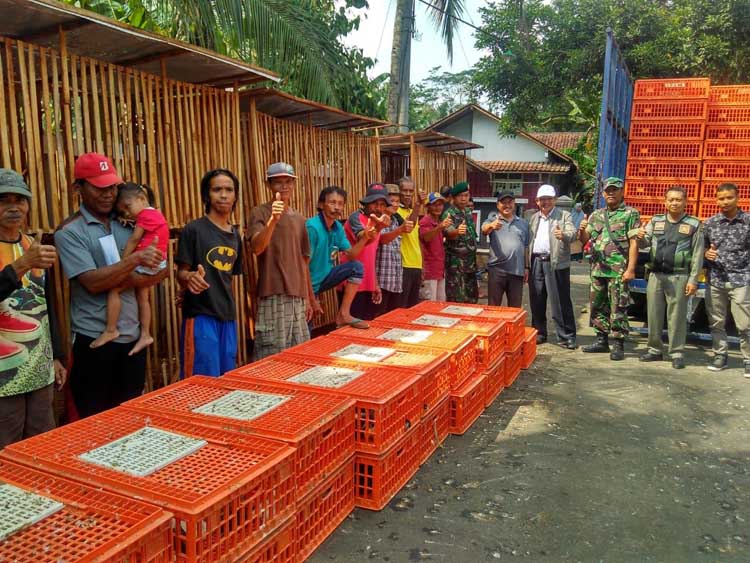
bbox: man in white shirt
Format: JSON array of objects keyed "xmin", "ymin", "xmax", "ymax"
[{"xmin": 527, "ymin": 185, "xmax": 578, "ymax": 348}]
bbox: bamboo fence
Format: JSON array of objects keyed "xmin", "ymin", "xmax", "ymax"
[
  {"xmin": 0, "ymin": 35, "xmax": 246, "ymax": 392},
  {"xmin": 241, "ymin": 101, "xmax": 382, "ymax": 330},
  {"xmin": 380, "ymin": 142, "xmax": 467, "ymax": 194}
]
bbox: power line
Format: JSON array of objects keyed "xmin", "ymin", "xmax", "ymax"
[{"xmin": 376, "ymin": 0, "xmax": 395, "ymax": 62}]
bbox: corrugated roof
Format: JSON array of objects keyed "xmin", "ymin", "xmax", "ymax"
[
  {"xmin": 241, "ymin": 88, "xmax": 390, "ymax": 131},
  {"xmin": 476, "ymin": 161, "xmax": 571, "ymax": 174},
  {"xmin": 379, "ymin": 131, "xmax": 482, "ymax": 154},
  {"xmin": 1, "ymin": 0, "xmax": 279, "ymax": 87},
  {"xmin": 525, "ymin": 132, "xmax": 587, "ymax": 152}
]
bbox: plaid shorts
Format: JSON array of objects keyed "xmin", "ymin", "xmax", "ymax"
[{"xmin": 253, "ymin": 295, "xmax": 310, "ymax": 360}]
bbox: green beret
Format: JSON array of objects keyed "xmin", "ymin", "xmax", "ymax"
[{"xmin": 451, "ymin": 181, "xmax": 469, "ymax": 196}]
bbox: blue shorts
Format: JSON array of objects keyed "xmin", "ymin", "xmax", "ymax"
[{"xmin": 180, "ymin": 315, "xmax": 237, "ymax": 378}]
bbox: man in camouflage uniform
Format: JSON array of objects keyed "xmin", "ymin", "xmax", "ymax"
[
  {"xmin": 444, "ymin": 181, "xmax": 478, "ymax": 303},
  {"xmin": 579, "ymin": 177, "xmax": 640, "ymax": 360},
  {"xmin": 636, "ymin": 186, "xmax": 703, "ymax": 370}
]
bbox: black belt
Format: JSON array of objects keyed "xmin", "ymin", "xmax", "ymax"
[{"xmin": 532, "ymin": 253, "xmax": 551, "ymax": 262}]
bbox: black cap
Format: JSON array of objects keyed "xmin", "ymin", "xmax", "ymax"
[
  {"xmin": 496, "ymin": 190, "xmax": 516, "ymax": 201},
  {"xmin": 360, "ymin": 183, "xmax": 389, "ymax": 205}
]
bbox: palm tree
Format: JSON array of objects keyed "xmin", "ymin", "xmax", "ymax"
[
  {"xmin": 387, "ymin": 0, "xmax": 466, "ymax": 131},
  {"xmin": 66, "ymin": 0, "xmax": 372, "ymax": 112}
]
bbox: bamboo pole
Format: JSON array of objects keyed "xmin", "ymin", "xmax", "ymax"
[
  {"xmin": 50, "ymin": 45, "xmax": 69, "ymax": 220},
  {"xmin": 4, "ymin": 42, "xmax": 22, "ymax": 172},
  {"xmin": 40, "ymin": 47, "xmax": 56, "ymax": 231},
  {"xmin": 0, "ymin": 45, "xmax": 11, "ymax": 168}
]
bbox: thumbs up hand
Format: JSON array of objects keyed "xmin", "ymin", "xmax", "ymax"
[
  {"xmin": 137, "ymin": 236, "xmax": 163, "ymax": 269},
  {"xmin": 636, "ymin": 220, "xmax": 647, "ymax": 240},
  {"xmin": 17, "ymin": 231, "xmax": 57, "ymax": 273},
  {"xmin": 553, "ymin": 220, "xmax": 563, "ymax": 240},
  {"xmin": 187, "ymin": 263, "xmax": 210, "ymax": 294},
  {"xmin": 578, "ymin": 213, "xmax": 589, "ymax": 232},
  {"xmin": 705, "ymin": 242, "xmax": 718, "ymax": 262},
  {"xmin": 271, "ymin": 191, "xmax": 285, "ymax": 220}
]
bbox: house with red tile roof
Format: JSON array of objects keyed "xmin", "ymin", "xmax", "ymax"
[{"xmin": 427, "ymin": 104, "xmax": 585, "ymax": 210}]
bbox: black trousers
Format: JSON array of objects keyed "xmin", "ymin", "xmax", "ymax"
[
  {"xmin": 487, "ymin": 268, "xmax": 524, "ymax": 308},
  {"xmin": 399, "ymin": 267, "xmax": 422, "ymax": 309},
  {"xmin": 376, "ymin": 289, "xmax": 402, "ymax": 318},
  {"xmin": 351, "ymin": 291, "xmax": 379, "ymax": 321},
  {"xmin": 70, "ymin": 333, "xmax": 147, "ymax": 419},
  {"xmin": 528, "ymin": 258, "xmax": 576, "ymax": 341}
]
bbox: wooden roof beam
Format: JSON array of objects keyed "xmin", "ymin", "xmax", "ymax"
[
  {"xmin": 115, "ymin": 48, "xmax": 185, "ymax": 67},
  {"xmin": 16, "ymin": 20, "xmax": 93, "ymax": 43}
]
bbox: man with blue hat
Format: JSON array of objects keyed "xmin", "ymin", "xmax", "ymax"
[
  {"xmin": 0, "ymin": 169, "xmax": 66, "ymax": 446},
  {"xmin": 444, "ymin": 181, "xmax": 478, "ymax": 303}
]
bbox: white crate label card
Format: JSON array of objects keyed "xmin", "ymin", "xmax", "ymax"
[
  {"xmin": 192, "ymin": 390, "xmax": 290, "ymax": 420},
  {"xmin": 79, "ymin": 427, "xmax": 207, "ymax": 477},
  {"xmin": 377, "ymin": 328, "xmax": 433, "ymax": 344},
  {"xmin": 0, "ymin": 482, "xmax": 64, "ymax": 541},
  {"xmin": 441, "ymin": 305, "xmax": 483, "ymax": 316},
  {"xmin": 412, "ymin": 314, "xmax": 460, "ymax": 328},
  {"xmin": 289, "ymin": 365, "xmax": 365, "ymax": 388},
  {"xmin": 331, "ymin": 344, "xmax": 395, "ymax": 363}
]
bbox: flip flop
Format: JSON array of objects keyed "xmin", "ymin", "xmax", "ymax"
[{"xmin": 336, "ymin": 318, "xmax": 369, "ymax": 330}]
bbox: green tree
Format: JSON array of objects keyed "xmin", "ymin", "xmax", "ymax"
[
  {"xmin": 65, "ymin": 0, "xmax": 384, "ymax": 117},
  {"xmin": 408, "ymin": 67, "xmax": 481, "ymax": 130},
  {"xmin": 474, "ymin": 0, "xmax": 750, "ymax": 132}
]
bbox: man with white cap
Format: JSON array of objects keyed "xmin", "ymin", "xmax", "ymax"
[
  {"xmin": 249, "ymin": 162, "xmax": 317, "ymax": 359},
  {"xmin": 527, "ymin": 184, "xmax": 578, "ymax": 349}
]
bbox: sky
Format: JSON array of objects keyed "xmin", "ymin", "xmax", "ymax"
[{"xmin": 342, "ymin": 0, "xmax": 487, "ymax": 84}]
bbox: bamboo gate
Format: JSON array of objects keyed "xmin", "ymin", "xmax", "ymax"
[
  {"xmin": 0, "ymin": 35, "xmax": 247, "ymax": 394},
  {"xmin": 241, "ymin": 99, "xmax": 382, "ymax": 331}
]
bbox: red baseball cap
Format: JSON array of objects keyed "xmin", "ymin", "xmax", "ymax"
[{"xmin": 74, "ymin": 153, "xmax": 123, "ymax": 188}]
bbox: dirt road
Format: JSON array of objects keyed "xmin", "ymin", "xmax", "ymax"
[{"xmin": 310, "ymin": 263, "xmax": 750, "ymax": 562}]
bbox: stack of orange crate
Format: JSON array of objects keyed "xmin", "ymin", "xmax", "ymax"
[
  {"xmin": 120, "ymin": 376, "xmax": 357, "ymax": 562},
  {"xmin": 226, "ymin": 344, "xmax": 447, "ymax": 512},
  {"xmin": 0, "ymin": 409, "xmax": 297, "ymax": 563},
  {"xmin": 625, "ymin": 78, "xmax": 709, "ymax": 223},
  {"xmin": 701, "ymin": 85, "xmax": 750, "ymax": 217}
]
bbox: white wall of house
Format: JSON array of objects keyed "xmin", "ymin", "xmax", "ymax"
[{"xmin": 434, "ymin": 109, "xmax": 550, "ymax": 162}]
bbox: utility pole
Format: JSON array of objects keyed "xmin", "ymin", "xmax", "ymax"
[{"xmin": 387, "ymin": 0, "xmax": 414, "ymax": 133}]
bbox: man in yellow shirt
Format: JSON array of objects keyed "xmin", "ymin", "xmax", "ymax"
[{"xmin": 396, "ymin": 177, "xmax": 426, "ymax": 307}]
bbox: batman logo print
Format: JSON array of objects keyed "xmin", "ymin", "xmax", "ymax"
[{"xmin": 206, "ymin": 246, "xmax": 237, "ymax": 272}]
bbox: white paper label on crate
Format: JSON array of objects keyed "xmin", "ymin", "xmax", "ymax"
[
  {"xmin": 330, "ymin": 344, "xmax": 395, "ymax": 363},
  {"xmin": 441, "ymin": 305, "xmax": 483, "ymax": 316},
  {"xmin": 79, "ymin": 427, "xmax": 207, "ymax": 478},
  {"xmin": 0, "ymin": 482, "xmax": 64, "ymax": 541},
  {"xmin": 289, "ymin": 365, "xmax": 366, "ymax": 388},
  {"xmin": 412, "ymin": 314, "xmax": 460, "ymax": 328},
  {"xmin": 192, "ymin": 390, "xmax": 290, "ymax": 421},
  {"xmin": 377, "ymin": 328, "xmax": 433, "ymax": 344}
]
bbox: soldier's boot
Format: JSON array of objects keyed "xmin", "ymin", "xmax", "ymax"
[
  {"xmin": 582, "ymin": 334, "xmax": 609, "ymax": 353},
  {"xmin": 609, "ymin": 339, "xmax": 625, "ymax": 361}
]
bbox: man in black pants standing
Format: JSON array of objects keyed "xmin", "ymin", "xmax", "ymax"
[
  {"xmin": 396, "ymin": 177, "xmax": 425, "ymax": 308},
  {"xmin": 527, "ymin": 184, "xmax": 578, "ymax": 349}
]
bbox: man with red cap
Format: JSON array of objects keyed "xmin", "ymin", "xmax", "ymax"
[{"xmin": 54, "ymin": 153, "xmax": 165, "ymax": 418}]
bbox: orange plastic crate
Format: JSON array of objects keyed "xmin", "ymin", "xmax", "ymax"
[
  {"xmin": 626, "ymin": 159, "xmax": 701, "ymax": 180},
  {"xmin": 624, "ymin": 180, "xmax": 699, "ymax": 200},
  {"xmin": 296, "ymin": 458, "xmax": 354, "ymax": 561},
  {"xmin": 629, "ymin": 121, "xmax": 705, "ymax": 140},
  {"xmin": 225, "ymin": 356, "xmax": 422, "ymax": 455},
  {"xmin": 420, "ymin": 397, "xmax": 451, "ymax": 464},
  {"xmin": 484, "ymin": 354, "xmax": 507, "ymax": 407},
  {"xmin": 709, "ymin": 85, "xmax": 750, "ymax": 105},
  {"xmin": 410, "ymin": 301, "xmax": 527, "ymax": 348},
  {"xmin": 122, "ymin": 376, "xmax": 354, "ymax": 497},
  {"xmin": 506, "ymin": 341, "xmax": 524, "ymax": 388},
  {"xmin": 702, "ymin": 161, "xmax": 750, "ymax": 180},
  {"xmin": 704, "ymin": 140, "xmax": 750, "ymax": 159},
  {"xmin": 376, "ymin": 308, "xmax": 506, "ymax": 370},
  {"xmin": 236, "ymin": 517, "xmax": 296, "ymax": 563},
  {"xmin": 631, "ymin": 100, "xmax": 707, "ymax": 121},
  {"xmin": 280, "ymin": 335, "xmax": 451, "ymax": 418},
  {"xmin": 623, "ymin": 198, "xmax": 697, "ymax": 221},
  {"xmin": 708, "ymin": 106, "xmax": 750, "ymax": 124},
  {"xmin": 522, "ymin": 327, "xmax": 538, "ymax": 370},
  {"xmin": 1, "ymin": 409, "xmax": 296, "ymax": 563},
  {"xmin": 706, "ymin": 125, "xmax": 750, "ymax": 140},
  {"xmin": 0, "ymin": 458, "xmax": 173, "ymax": 563},
  {"xmin": 627, "ymin": 141, "xmax": 702, "ymax": 160},
  {"xmin": 333, "ymin": 322, "xmax": 475, "ymax": 391},
  {"xmin": 634, "ymin": 78, "xmax": 710, "ymax": 99},
  {"xmin": 354, "ymin": 425, "xmax": 423, "ymax": 510},
  {"xmin": 698, "ymin": 201, "xmax": 750, "ymax": 219},
  {"xmin": 700, "ymin": 181, "xmax": 750, "ymax": 201},
  {"xmin": 449, "ymin": 371, "xmax": 487, "ymax": 435}
]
